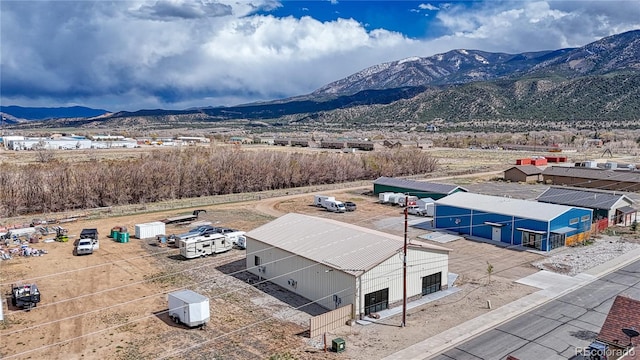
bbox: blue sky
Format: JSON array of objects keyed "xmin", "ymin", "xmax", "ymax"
[{"xmin": 1, "ymin": 1, "xmax": 639, "ymax": 112}]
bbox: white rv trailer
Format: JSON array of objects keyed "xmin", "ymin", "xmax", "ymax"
[{"xmin": 179, "ymin": 233, "xmax": 232, "ymax": 259}]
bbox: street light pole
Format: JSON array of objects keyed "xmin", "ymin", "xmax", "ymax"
[{"xmin": 402, "ymin": 195, "xmax": 408, "ymax": 328}]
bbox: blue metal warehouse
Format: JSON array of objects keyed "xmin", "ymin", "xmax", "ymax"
[{"xmin": 434, "ymin": 192, "xmax": 593, "ymax": 251}]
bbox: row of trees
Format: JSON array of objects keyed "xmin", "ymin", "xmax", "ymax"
[{"xmin": 0, "ymin": 147, "xmax": 438, "ymax": 216}]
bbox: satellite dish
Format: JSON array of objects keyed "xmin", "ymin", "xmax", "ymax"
[{"xmin": 622, "ymin": 327, "xmax": 640, "ymax": 346}]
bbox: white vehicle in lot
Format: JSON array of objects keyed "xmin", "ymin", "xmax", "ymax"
[
  {"xmin": 322, "ymin": 199, "xmax": 346, "ymax": 213},
  {"xmin": 406, "ymin": 205, "xmax": 427, "ymax": 216},
  {"xmin": 75, "ymin": 239, "xmax": 94, "ymax": 255},
  {"xmin": 179, "ymin": 233, "xmax": 233, "ymax": 259},
  {"xmin": 314, "ymin": 195, "xmax": 335, "ymax": 207}
]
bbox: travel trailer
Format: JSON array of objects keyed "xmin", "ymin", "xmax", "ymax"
[{"xmin": 179, "ymin": 233, "xmax": 233, "ymax": 259}]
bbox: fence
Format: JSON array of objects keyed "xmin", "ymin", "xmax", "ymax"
[{"xmin": 309, "ymin": 304, "xmax": 353, "ymax": 338}]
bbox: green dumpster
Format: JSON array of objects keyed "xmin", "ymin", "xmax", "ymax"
[
  {"xmin": 110, "ymin": 229, "xmax": 120, "ymax": 239},
  {"xmin": 332, "ymin": 338, "xmax": 345, "ymax": 353},
  {"xmin": 119, "ymin": 232, "xmax": 130, "ymax": 243}
]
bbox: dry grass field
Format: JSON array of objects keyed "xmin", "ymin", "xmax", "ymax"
[{"xmin": 1, "ymin": 144, "xmax": 637, "ymax": 359}]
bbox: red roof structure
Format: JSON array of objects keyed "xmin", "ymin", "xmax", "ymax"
[{"xmin": 597, "ymin": 295, "xmax": 640, "ymax": 359}]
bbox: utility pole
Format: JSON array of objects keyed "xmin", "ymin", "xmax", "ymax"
[{"xmin": 402, "ymin": 195, "xmax": 408, "ymax": 327}]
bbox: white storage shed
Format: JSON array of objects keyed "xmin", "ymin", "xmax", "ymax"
[
  {"xmin": 246, "ymin": 213, "xmax": 450, "ymax": 319},
  {"xmin": 134, "ymin": 221, "xmax": 166, "ymax": 239}
]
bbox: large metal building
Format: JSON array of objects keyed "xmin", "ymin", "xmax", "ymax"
[
  {"xmin": 542, "ymin": 166, "xmax": 640, "ymax": 192},
  {"xmin": 536, "ymin": 187, "xmax": 636, "ymax": 227},
  {"xmin": 245, "ymin": 213, "xmax": 450, "ymax": 318},
  {"xmin": 373, "ymin": 176, "xmax": 467, "ymax": 200},
  {"xmin": 434, "ymin": 192, "xmax": 593, "ymax": 251}
]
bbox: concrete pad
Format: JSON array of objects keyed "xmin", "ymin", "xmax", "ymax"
[
  {"xmin": 516, "ymin": 270, "xmax": 582, "ymax": 290},
  {"xmin": 418, "ymin": 232, "xmax": 462, "ymax": 244},
  {"xmin": 567, "ymin": 318, "xmax": 603, "ymax": 334}
]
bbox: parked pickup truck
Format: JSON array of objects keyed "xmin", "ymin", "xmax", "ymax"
[{"xmin": 76, "ymin": 239, "xmax": 94, "ymax": 255}]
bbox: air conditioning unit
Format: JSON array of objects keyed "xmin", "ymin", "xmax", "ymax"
[{"xmin": 288, "ymin": 279, "xmax": 297, "ymax": 288}]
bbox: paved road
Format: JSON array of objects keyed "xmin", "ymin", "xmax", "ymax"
[{"xmin": 434, "ymin": 259, "xmax": 640, "ymax": 360}]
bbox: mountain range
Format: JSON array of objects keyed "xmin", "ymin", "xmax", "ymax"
[{"xmin": 2, "ymin": 29, "xmax": 639, "ymax": 129}]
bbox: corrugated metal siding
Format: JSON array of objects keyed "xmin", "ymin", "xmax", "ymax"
[
  {"xmin": 537, "ymin": 187, "xmax": 631, "ymax": 210},
  {"xmin": 372, "ymin": 177, "xmax": 466, "ymax": 196},
  {"xmin": 357, "ymin": 248, "xmax": 448, "ymax": 317},
  {"xmin": 246, "ymin": 213, "xmax": 449, "ymax": 275},
  {"xmin": 246, "ymin": 238, "xmax": 356, "ymax": 310},
  {"xmin": 436, "ymin": 192, "xmax": 575, "ymax": 222}
]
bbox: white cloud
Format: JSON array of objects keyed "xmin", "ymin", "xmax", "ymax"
[
  {"xmin": 1, "ymin": 0, "xmax": 639, "ymax": 111},
  {"xmin": 419, "ymin": 3, "xmax": 439, "ymax": 11}
]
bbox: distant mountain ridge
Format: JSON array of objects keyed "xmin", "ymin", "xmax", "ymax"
[
  {"xmin": 4, "ymin": 29, "xmax": 640, "ymax": 128},
  {"xmin": 0, "ymin": 105, "xmax": 109, "ymax": 121}
]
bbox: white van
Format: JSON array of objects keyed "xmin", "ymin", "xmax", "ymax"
[{"xmin": 322, "ymin": 199, "xmax": 346, "ymax": 213}]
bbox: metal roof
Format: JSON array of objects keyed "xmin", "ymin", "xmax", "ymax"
[
  {"xmin": 246, "ymin": 213, "xmax": 450, "ymax": 276},
  {"xmin": 536, "ymin": 187, "xmax": 634, "ymax": 210},
  {"xmin": 373, "ymin": 176, "xmax": 467, "ymax": 195},
  {"xmin": 543, "ymin": 166, "xmax": 640, "ymax": 183},
  {"xmin": 436, "ymin": 192, "xmax": 582, "ymax": 222},
  {"xmin": 505, "ymin": 165, "xmax": 543, "ymax": 175}
]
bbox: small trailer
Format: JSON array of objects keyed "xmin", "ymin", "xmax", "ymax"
[
  {"xmin": 162, "ymin": 210, "xmax": 207, "ymax": 225},
  {"xmin": 397, "ymin": 195, "xmax": 418, "ymax": 207},
  {"xmin": 179, "ymin": 233, "xmax": 233, "ymax": 259},
  {"xmin": 167, "ymin": 290, "xmax": 210, "ymax": 328},
  {"xmin": 11, "ymin": 283, "xmax": 41, "ymax": 310},
  {"xmin": 378, "ymin": 192, "xmax": 394, "ymax": 204},
  {"xmin": 314, "ymin": 195, "xmax": 334, "ymax": 207}
]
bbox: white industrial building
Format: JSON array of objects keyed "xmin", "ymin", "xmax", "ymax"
[
  {"xmin": 245, "ymin": 213, "xmax": 450, "ymax": 318},
  {"xmin": 1, "ymin": 135, "xmax": 137, "ymax": 150},
  {"xmin": 7, "ymin": 138, "xmax": 92, "ymax": 150}
]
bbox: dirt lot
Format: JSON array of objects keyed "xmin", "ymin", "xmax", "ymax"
[
  {"xmin": 0, "ymin": 184, "xmax": 543, "ymax": 360},
  {"xmin": 1, "ymin": 146, "xmax": 637, "ymax": 360}
]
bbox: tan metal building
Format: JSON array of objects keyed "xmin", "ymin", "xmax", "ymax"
[
  {"xmin": 503, "ymin": 165, "xmax": 544, "ymax": 183},
  {"xmin": 245, "ymin": 213, "xmax": 450, "ymax": 318}
]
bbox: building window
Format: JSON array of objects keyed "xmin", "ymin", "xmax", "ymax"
[
  {"xmin": 422, "ymin": 272, "xmax": 442, "ymax": 296},
  {"xmin": 581, "ymin": 215, "xmax": 590, "ymax": 222},
  {"xmin": 254, "ymin": 256, "xmax": 261, "ymax": 266},
  {"xmin": 569, "ymin": 218, "xmax": 579, "ymax": 225}
]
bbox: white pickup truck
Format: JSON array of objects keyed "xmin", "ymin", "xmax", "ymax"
[{"xmin": 76, "ymin": 239, "xmax": 94, "ymax": 255}]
